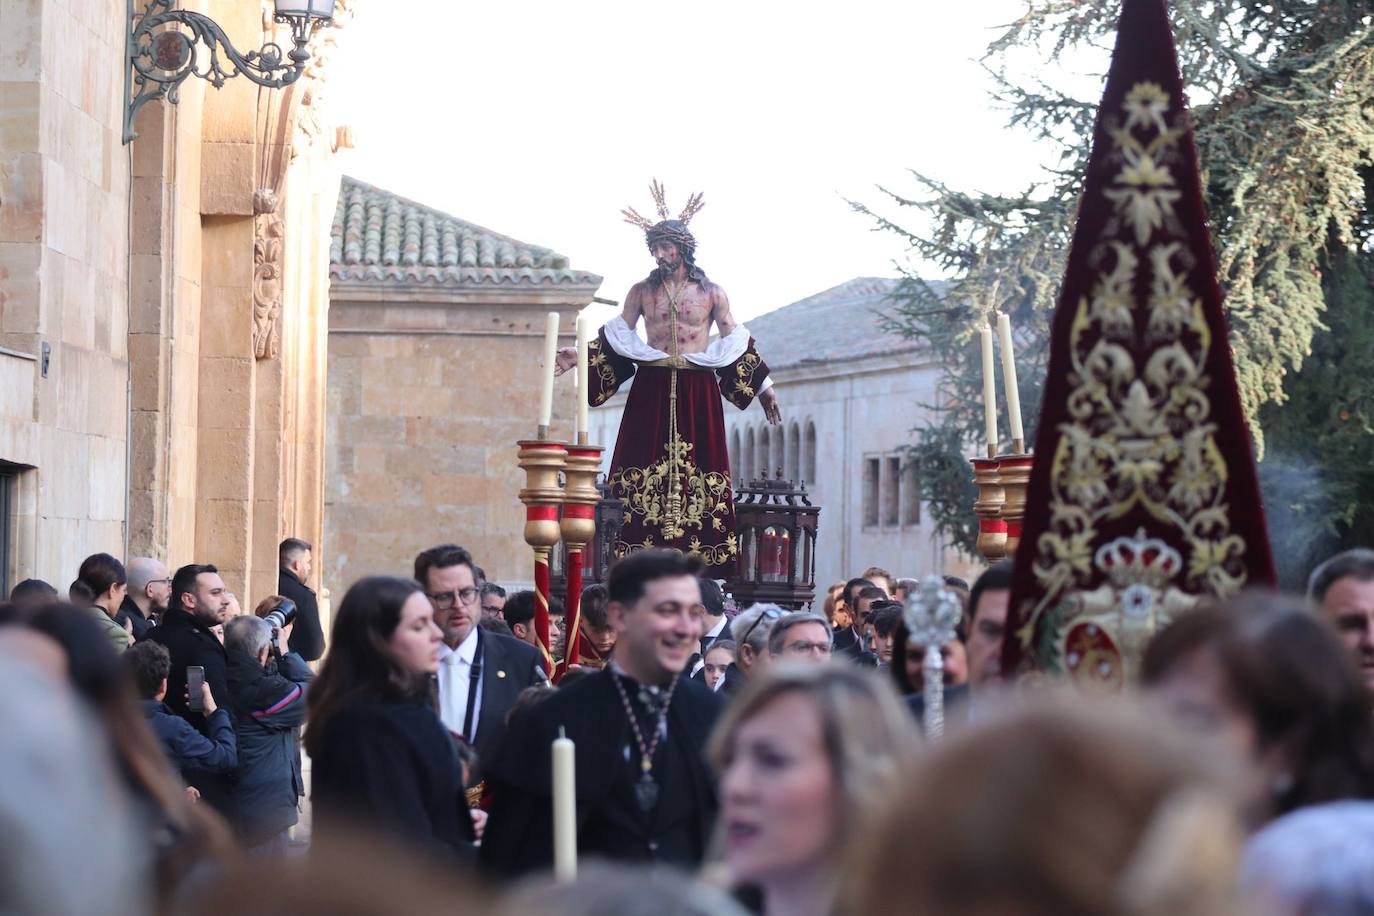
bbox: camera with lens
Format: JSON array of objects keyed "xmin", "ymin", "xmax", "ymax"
[
  {"xmin": 263, "ymin": 598, "xmax": 298, "ymax": 632},
  {"xmin": 263, "ymin": 598, "xmax": 297, "ymax": 658}
]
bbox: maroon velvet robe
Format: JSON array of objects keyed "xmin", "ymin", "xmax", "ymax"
[{"xmin": 588, "ymin": 327, "xmax": 770, "ymax": 575}]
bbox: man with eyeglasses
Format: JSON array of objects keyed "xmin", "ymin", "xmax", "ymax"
[
  {"xmin": 767, "ymin": 612, "xmax": 834, "ymax": 663},
  {"xmin": 414, "ymin": 544, "xmax": 544, "ymax": 773},
  {"xmin": 715, "ymin": 603, "xmax": 786, "ymax": 696},
  {"xmin": 119, "ymin": 557, "xmax": 172, "ymax": 641},
  {"xmin": 480, "ymin": 582, "xmax": 508, "ymax": 621}
]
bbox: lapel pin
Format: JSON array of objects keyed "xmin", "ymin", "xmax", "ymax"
[{"xmin": 497, "ymin": 670, "xmax": 507, "ymax": 678}]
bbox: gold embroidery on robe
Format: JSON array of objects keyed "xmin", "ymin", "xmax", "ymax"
[{"xmin": 609, "ymin": 430, "xmax": 739, "ymax": 568}]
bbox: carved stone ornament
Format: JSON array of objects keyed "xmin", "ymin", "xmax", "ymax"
[{"xmin": 253, "ymin": 207, "xmax": 285, "ymax": 360}]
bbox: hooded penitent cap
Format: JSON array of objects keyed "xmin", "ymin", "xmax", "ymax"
[{"xmin": 1002, "ymin": 0, "xmax": 1276, "ymax": 688}]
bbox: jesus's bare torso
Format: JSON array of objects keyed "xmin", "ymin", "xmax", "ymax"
[{"xmin": 623, "ymin": 275, "xmax": 737, "ymax": 355}]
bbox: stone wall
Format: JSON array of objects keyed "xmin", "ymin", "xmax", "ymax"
[
  {"xmin": 0, "ymin": 0, "xmax": 132, "ymax": 588},
  {"xmin": 0, "ymin": 0, "xmax": 347, "ymax": 608},
  {"xmin": 326, "ymin": 296, "xmax": 589, "ymax": 591}
]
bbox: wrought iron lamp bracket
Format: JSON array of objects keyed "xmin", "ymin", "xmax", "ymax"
[{"xmin": 124, "ymin": 0, "xmax": 322, "ymax": 143}]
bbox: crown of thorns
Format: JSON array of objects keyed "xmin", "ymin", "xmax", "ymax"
[{"xmin": 621, "ymin": 179, "xmax": 705, "ymax": 233}]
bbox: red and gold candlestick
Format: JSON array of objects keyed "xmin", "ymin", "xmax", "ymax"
[
  {"xmin": 997, "ymin": 453, "xmax": 1033, "ymax": 555},
  {"xmin": 518, "ymin": 438, "xmax": 568, "ymax": 674},
  {"xmin": 971, "ymin": 457, "xmax": 1007, "ymax": 561},
  {"xmin": 555, "ymin": 438, "xmax": 604, "ymax": 682}
]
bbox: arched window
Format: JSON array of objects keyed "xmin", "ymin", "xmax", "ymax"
[
  {"xmin": 744, "ymin": 427, "xmax": 756, "ymax": 484},
  {"xmin": 730, "ymin": 427, "xmax": 741, "ymax": 475},
  {"xmin": 803, "ymin": 421, "xmax": 817, "ymax": 485},
  {"xmin": 786, "ymin": 421, "xmax": 800, "ymax": 481},
  {"xmin": 759, "ymin": 427, "xmax": 772, "ymax": 479}
]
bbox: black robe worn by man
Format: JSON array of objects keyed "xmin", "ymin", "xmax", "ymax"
[{"xmin": 480, "ymin": 550, "xmax": 723, "ymax": 877}]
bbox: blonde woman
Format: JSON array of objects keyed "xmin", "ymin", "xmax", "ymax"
[{"xmin": 708, "ymin": 664, "xmax": 918, "ymax": 916}]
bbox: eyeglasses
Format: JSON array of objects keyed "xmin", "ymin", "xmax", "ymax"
[
  {"xmin": 427, "ymin": 586, "xmax": 480, "ymax": 610},
  {"xmin": 737, "ymin": 607, "xmax": 785, "ymax": 648},
  {"xmin": 480, "ymin": 604, "xmax": 504, "ymax": 616},
  {"xmin": 148, "ymin": 577, "xmax": 172, "ymax": 587}
]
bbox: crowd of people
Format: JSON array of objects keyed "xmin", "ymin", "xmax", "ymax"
[{"xmin": 3, "ymin": 541, "xmax": 1374, "ymax": 915}]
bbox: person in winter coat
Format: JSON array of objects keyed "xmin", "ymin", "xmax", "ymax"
[
  {"xmin": 124, "ymin": 640, "xmax": 237, "ymax": 787},
  {"xmin": 145, "ymin": 564, "xmax": 235, "ymax": 814},
  {"xmin": 223, "ymin": 615, "xmax": 313, "ymax": 853}
]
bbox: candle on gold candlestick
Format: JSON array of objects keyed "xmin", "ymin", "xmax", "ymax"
[
  {"xmin": 997, "ymin": 312, "xmax": 1025, "ymax": 453},
  {"xmin": 538, "ymin": 311, "xmax": 560, "ymax": 438},
  {"xmin": 552, "ymin": 727, "xmax": 577, "ymax": 881},
  {"xmin": 575, "ymin": 315, "xmax": 590, "ymax": 445},
  {"xmin": 980, "ymin": 323, "xmax": 998, "ymax": 458}
]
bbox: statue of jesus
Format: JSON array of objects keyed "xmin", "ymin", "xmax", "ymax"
[{"xmin": 556, "ymin": 182, "xmax": 781, "ymax": 574}]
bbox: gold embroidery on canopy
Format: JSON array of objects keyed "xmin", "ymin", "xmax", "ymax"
[{"xmin": 1017, "ymin": 81, "xmax": 1249, "ymax": 682}]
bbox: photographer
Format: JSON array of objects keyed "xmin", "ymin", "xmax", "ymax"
[{"xmin": 225, "ymin": 602, "xmax": 313, "ymax": 853}]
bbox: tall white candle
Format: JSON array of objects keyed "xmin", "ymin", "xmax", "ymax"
[
  {"xmin": 538, "ymin": 311, "xmax": 559, "ymax": 433},
  {"xmin": 980, "ymin": 323, "xmax": 998, "ymax": 455},
  {"xmin": 997, "ymin": 312, "xmax": 1024, "ymax": 446},
  {"xmin": 552, "ymin": 727, "xmax": 577, "ymax": 881},
  {"xmin": 575, "ymin": 316, "xmax": 590, "ymax": 440}
]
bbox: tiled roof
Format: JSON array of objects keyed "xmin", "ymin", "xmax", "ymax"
[
  {"xmin": 745, "ymin": 277, "xmax": 941, "ymax": 371},
  {"xmin": 330, "ymin": 177, "xmax": 603, "ymax": 289}
]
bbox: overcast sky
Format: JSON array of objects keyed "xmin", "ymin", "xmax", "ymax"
[{"xmin": 331, "ymin": 2, "xmax": 1108, "ymax": 325}]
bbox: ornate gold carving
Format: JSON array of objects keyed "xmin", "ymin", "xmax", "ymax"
[
  {"xmin": 1017, "ymin": 82, "xmax": 1248, "ymax": 680},
  {"xmin": 609, "ymin": 430, "xmax": 738, "ymax": 567}
]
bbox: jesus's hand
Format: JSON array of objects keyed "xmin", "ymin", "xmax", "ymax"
[
  {"xmin": 760, "ymin": 387, "xmax": 782, "ymax": 425},
  {"xmin": 553, "ymin": 347, "xmax": 576, "ymax": 376}
]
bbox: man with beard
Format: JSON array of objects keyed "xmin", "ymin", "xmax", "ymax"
[
  {"xmin": 481, "ymin": 550, "xmax": 722, "ymax": 877},
  {"xmin": 556, "ymin": 182, "xmax": 780, "ymax": 575},
  {"xmin": 146, "ymin": 563, "xmax": 235, "ymax": 812},
  {"xmin": 414, "ymin": 544, "xmax": 544, "ymax": 773}
]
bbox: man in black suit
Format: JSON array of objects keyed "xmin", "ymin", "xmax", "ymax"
[
  {"xmin": 277, "ymin": 538, "xmax": 324, "ymax": 662},
  {"xmin": 481, "ymin": 549, "xmax": 722, "ymax": 878},
  {"xmin": 414, "ymin": 544, "xmax": 544, "ymax": 771},
  {"xmin": 831, "ymin": 576, "xmax": 875, "ymax": 656}
]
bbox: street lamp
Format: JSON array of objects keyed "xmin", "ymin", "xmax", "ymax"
[{"xmin": 124, "ymin": 0, "xmax": 336, "ymax": 143}]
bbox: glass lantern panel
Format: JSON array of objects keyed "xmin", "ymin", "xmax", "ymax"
[{"xmin": 275, "ymin": 0, "xmax": 336, "ymax": 20}]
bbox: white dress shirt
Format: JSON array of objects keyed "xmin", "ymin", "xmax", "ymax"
[{"xmin": 437, "ymin": 627, "xmax": 483, "ymax": 740}]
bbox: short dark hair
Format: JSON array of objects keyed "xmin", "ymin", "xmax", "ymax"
[
  {"xmin": 869, "ymin": 602, "xmax": 903, "ymax": 638},
  {"xmin": 503, "ymin": 590, "xmax": 538, "ymax": 628},
  {"xmin": 580, "ymin": 583, "xmax": 610, "ymax": 630},
  {"xmin": 943, "ymin": 575, "xmax": 970, "ymax": 592},
  {"xmin": 699, "ymin": 577, "xmax": 726, "ymax": 618},
  {"xmin": 1308, "ymin": 548, "xmax": 1374, "ymax": 604},
  {"xmin": 68, "ymin": 579, "xmax": 95, "ymax": 605},
  {"xmin": 171, "ymin": 564, "xmax": 218, "ymax": 614},
  {"xmin": 857, "ymin": 586, "xmax": 887, "ymax": 604},
  {"xmin": 480, "ymin": 582, "xmax": 507, "ymax": 602},
  {"xmin": 77, "ymin": 553, "xmax": 127, "ymax": 600},
  {"xmin": 968, "ymin": 561, "xmax": 1014, "ymax": 627},
  {"xmin": 9, "ymin": 578, "xmax": 58, "ymax": 604},
  {"xmin": 124, "ymin": 640, "xmax": 171, "ymax": 699},
  {"xmin": 478, "ymin": 617, "xmax": 513, "ymax": 637},
  {"xmin": 843, "ymin": 577, "xmax": 875, "ymax": 608},
  {"xmin": 606, "ymin": 549, "xmax": 701, "ymax": 606},
  {"xmin": 412, "ymin": 544, "xmax": 476, "ymax": 591},
  {"xmin": 279, "ymin": 537, "xmax": 312, "ymax": 568}
]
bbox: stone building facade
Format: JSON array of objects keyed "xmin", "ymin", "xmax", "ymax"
[
  {"xmin": 324, "ymin": 177, "xmax": 603, "ymax": 589},
  {"xmin": 588, "ymin": 277, "xmax": 980, "ymax": 595},
  {"xmin": 0, "ymin": 0, "xmax": 351, "ymax": 605}
]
